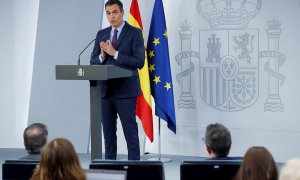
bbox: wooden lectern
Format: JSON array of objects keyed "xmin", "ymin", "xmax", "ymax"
[{"xmin": 55, "ymin": 65, "xmax": 133, "ymax": 160}]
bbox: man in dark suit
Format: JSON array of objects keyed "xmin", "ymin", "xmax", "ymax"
[
  {"xmin": 20, "ymin": 123, "xmax": 48, "ymax": 160},
  {"xmin": 203, "ymin": 123, "xmax": 242, "ymax": 160},
  {"xmin": 90, "ymin": 0, "xmax": 144, "ymax": 160}
]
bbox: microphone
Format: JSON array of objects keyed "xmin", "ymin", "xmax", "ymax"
[{"xmin": 77, "ymin": 33, "xmax": 109, "ymax": 65}]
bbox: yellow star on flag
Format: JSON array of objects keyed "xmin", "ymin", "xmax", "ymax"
[
  {"xmin": 153, "ymin": 76, "xmax": 161, "ymax": 84},
  {"xmin": 163, "ymin": 30, "xmax": 168, "ymax": 38},
  {"xmin": 148, "ymin": 50, "xmax": 155, "ymax": 59},
  {"xmin": 149, "ymin": 64, "xmax": 155, "ymax": 72},
  {"xmin": 153, "ymin": 38, "xmax": 160, "ymax": 46},
  {"xmin": 164, "ymin": 82, "xmax": 171, "ymax": 90}
]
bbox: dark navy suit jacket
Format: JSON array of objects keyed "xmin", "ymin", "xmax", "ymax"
[
  {"xmin": 206, "ymin": 156, "xmax": 243, "ymax": 160},
  {"xmin": 90, "ymin": 22, "xmax": 145, "ymax": 98}
]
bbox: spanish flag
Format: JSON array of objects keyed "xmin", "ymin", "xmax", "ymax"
[{"xmin": 128, "ymin": 0, "xmax": 154, "ymax": 142}]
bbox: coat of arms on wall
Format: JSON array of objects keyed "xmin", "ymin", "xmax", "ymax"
[{"xmin": 176, "ymin": 0, "xmax": 286, "ymax": 112}]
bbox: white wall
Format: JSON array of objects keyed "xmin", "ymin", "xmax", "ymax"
[
  {"xmin": 28, "ymin": 0, "xmax": 104, "ymax": 153},
  {"xmin": 0, "ymin": 0, "xmax": 39, "ymax": 147}
]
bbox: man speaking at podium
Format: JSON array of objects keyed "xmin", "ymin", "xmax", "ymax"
[{"xmin": 90, "ymin": 0, "xmax": 144, "ymax": 160}]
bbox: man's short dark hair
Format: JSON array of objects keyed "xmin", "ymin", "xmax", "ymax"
[
  {"xmin": 105, "ymin": 0, "xmax": 123, "ymax": 12},
  {"xmin": 23, "ymin": 123, "xmax": 48, "ymax": 154},
  {"xmin": 204, "ymin": 123, "xmax": 231, "ymax": 157}
]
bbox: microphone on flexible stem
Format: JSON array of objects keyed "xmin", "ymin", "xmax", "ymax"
[{"xmin": 77, "ymin": 33, "xmax": 109, "ymax": 65}]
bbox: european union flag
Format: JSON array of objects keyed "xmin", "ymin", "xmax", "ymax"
[{"xmin": 147, "ymin": 0, "xmax": 176, "ymax": 133}]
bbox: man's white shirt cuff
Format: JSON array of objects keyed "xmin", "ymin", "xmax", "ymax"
[
  {"xmin": 114, "ymin": 51, "xmax": 119, "ymax": 60},
  {"xmin": 98, "ymin": 51, "xmax": 118, "ymax": 63}
]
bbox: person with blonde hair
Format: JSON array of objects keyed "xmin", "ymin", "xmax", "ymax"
[
  {"xmin": 234, "ymin": 146, "xmax": 278, "ymax": 180},
  {"xmin": 279, "ymin": 158, "xmax": 300, "ymax": 180},
  {"xmin": 31, "ymin": 138, "xmax": 86, "ymax": 180}
]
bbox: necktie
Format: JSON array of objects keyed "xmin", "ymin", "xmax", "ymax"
[{"xmin": 112, "ymin": 29, "xmax": 118, "ymax": 48}]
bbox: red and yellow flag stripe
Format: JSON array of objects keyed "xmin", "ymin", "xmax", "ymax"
[{"xmin": 128, "ymin": 0, "xmax": 153, "ymax": 142}]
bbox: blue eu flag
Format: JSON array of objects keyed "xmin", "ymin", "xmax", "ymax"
[{"xmin": 147, "ymin": 0, "xmax": 176, "ymax": 133}]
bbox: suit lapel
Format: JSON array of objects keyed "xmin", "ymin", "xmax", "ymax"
[
  {"xmin": 115, "ymin": 22, "xmax": 129, "ymax": 49},
  {"xmin": 103, "ymin": 27, "xmax": 111, "ymax": 41}
]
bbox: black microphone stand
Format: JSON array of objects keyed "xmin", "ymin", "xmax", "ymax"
[{"xmin": 77, "ymin": 38, "xmax": 96, "ymax": 65}]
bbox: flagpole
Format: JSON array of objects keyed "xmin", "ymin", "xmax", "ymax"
[
  {"xmin": 158, "ymin": 117, "xmax": 161, "ymax": 160},
  {"xmin": 148, "ymin": 117, "xmax": 171, "ymax": 162},
  {"xmin": 146, "ymin": 0, "xmax": 176, "ymax": 162}
]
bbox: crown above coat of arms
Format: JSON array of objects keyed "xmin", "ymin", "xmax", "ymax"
[{"xmin": 197, "ymin": 0, "xmax": 262, "ymax": 28}]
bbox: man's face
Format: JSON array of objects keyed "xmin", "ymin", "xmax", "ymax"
[{"xmin": 105, "ymin": 4, "xmax": 124, "ymax": 28}]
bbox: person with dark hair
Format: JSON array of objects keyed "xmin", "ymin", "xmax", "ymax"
[
  {"xmin": 90, "ymin": 0, "xmax": 144, "ymax": 160},
  {"xmin": 31, "ymin": 138, "xmax": 86, "ymax": 180},
  {"xmin": 21, "ymin": 123, "xmax": 48, "ymax": 160},
  {"xmin": 234, "ymin": 146, "xmax": 278, "ymax": 180},
  {"xmin": 203, "ymin": 123, "xmax": 232, "ymax": 158}
]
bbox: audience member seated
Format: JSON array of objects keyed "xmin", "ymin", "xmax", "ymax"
[
  {"xmin": 279, "ymin": 158, "xmax": 300, "ymax": 180},
  {"xmin": 203, "ymin": 123, "xmax": 239, "ymax": 159},
  {"xmin": 30, "ymin": 138, "xmax": 86, "ymax": 180},
  {"xmin": 234, "ymin": 146, "xmax": 278, "ymax": 180},
  {"xmin": 21, "ymin": 123, "xmax": 48, "ymax": 160}
]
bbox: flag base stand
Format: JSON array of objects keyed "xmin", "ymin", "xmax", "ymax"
[
  {"xmin": 148, "ymin": 157, "xmax": 172, "ymax": 163},
  {"xmin": 146, "ymin": 118, "xmax": 172, "ymax": 163}
]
